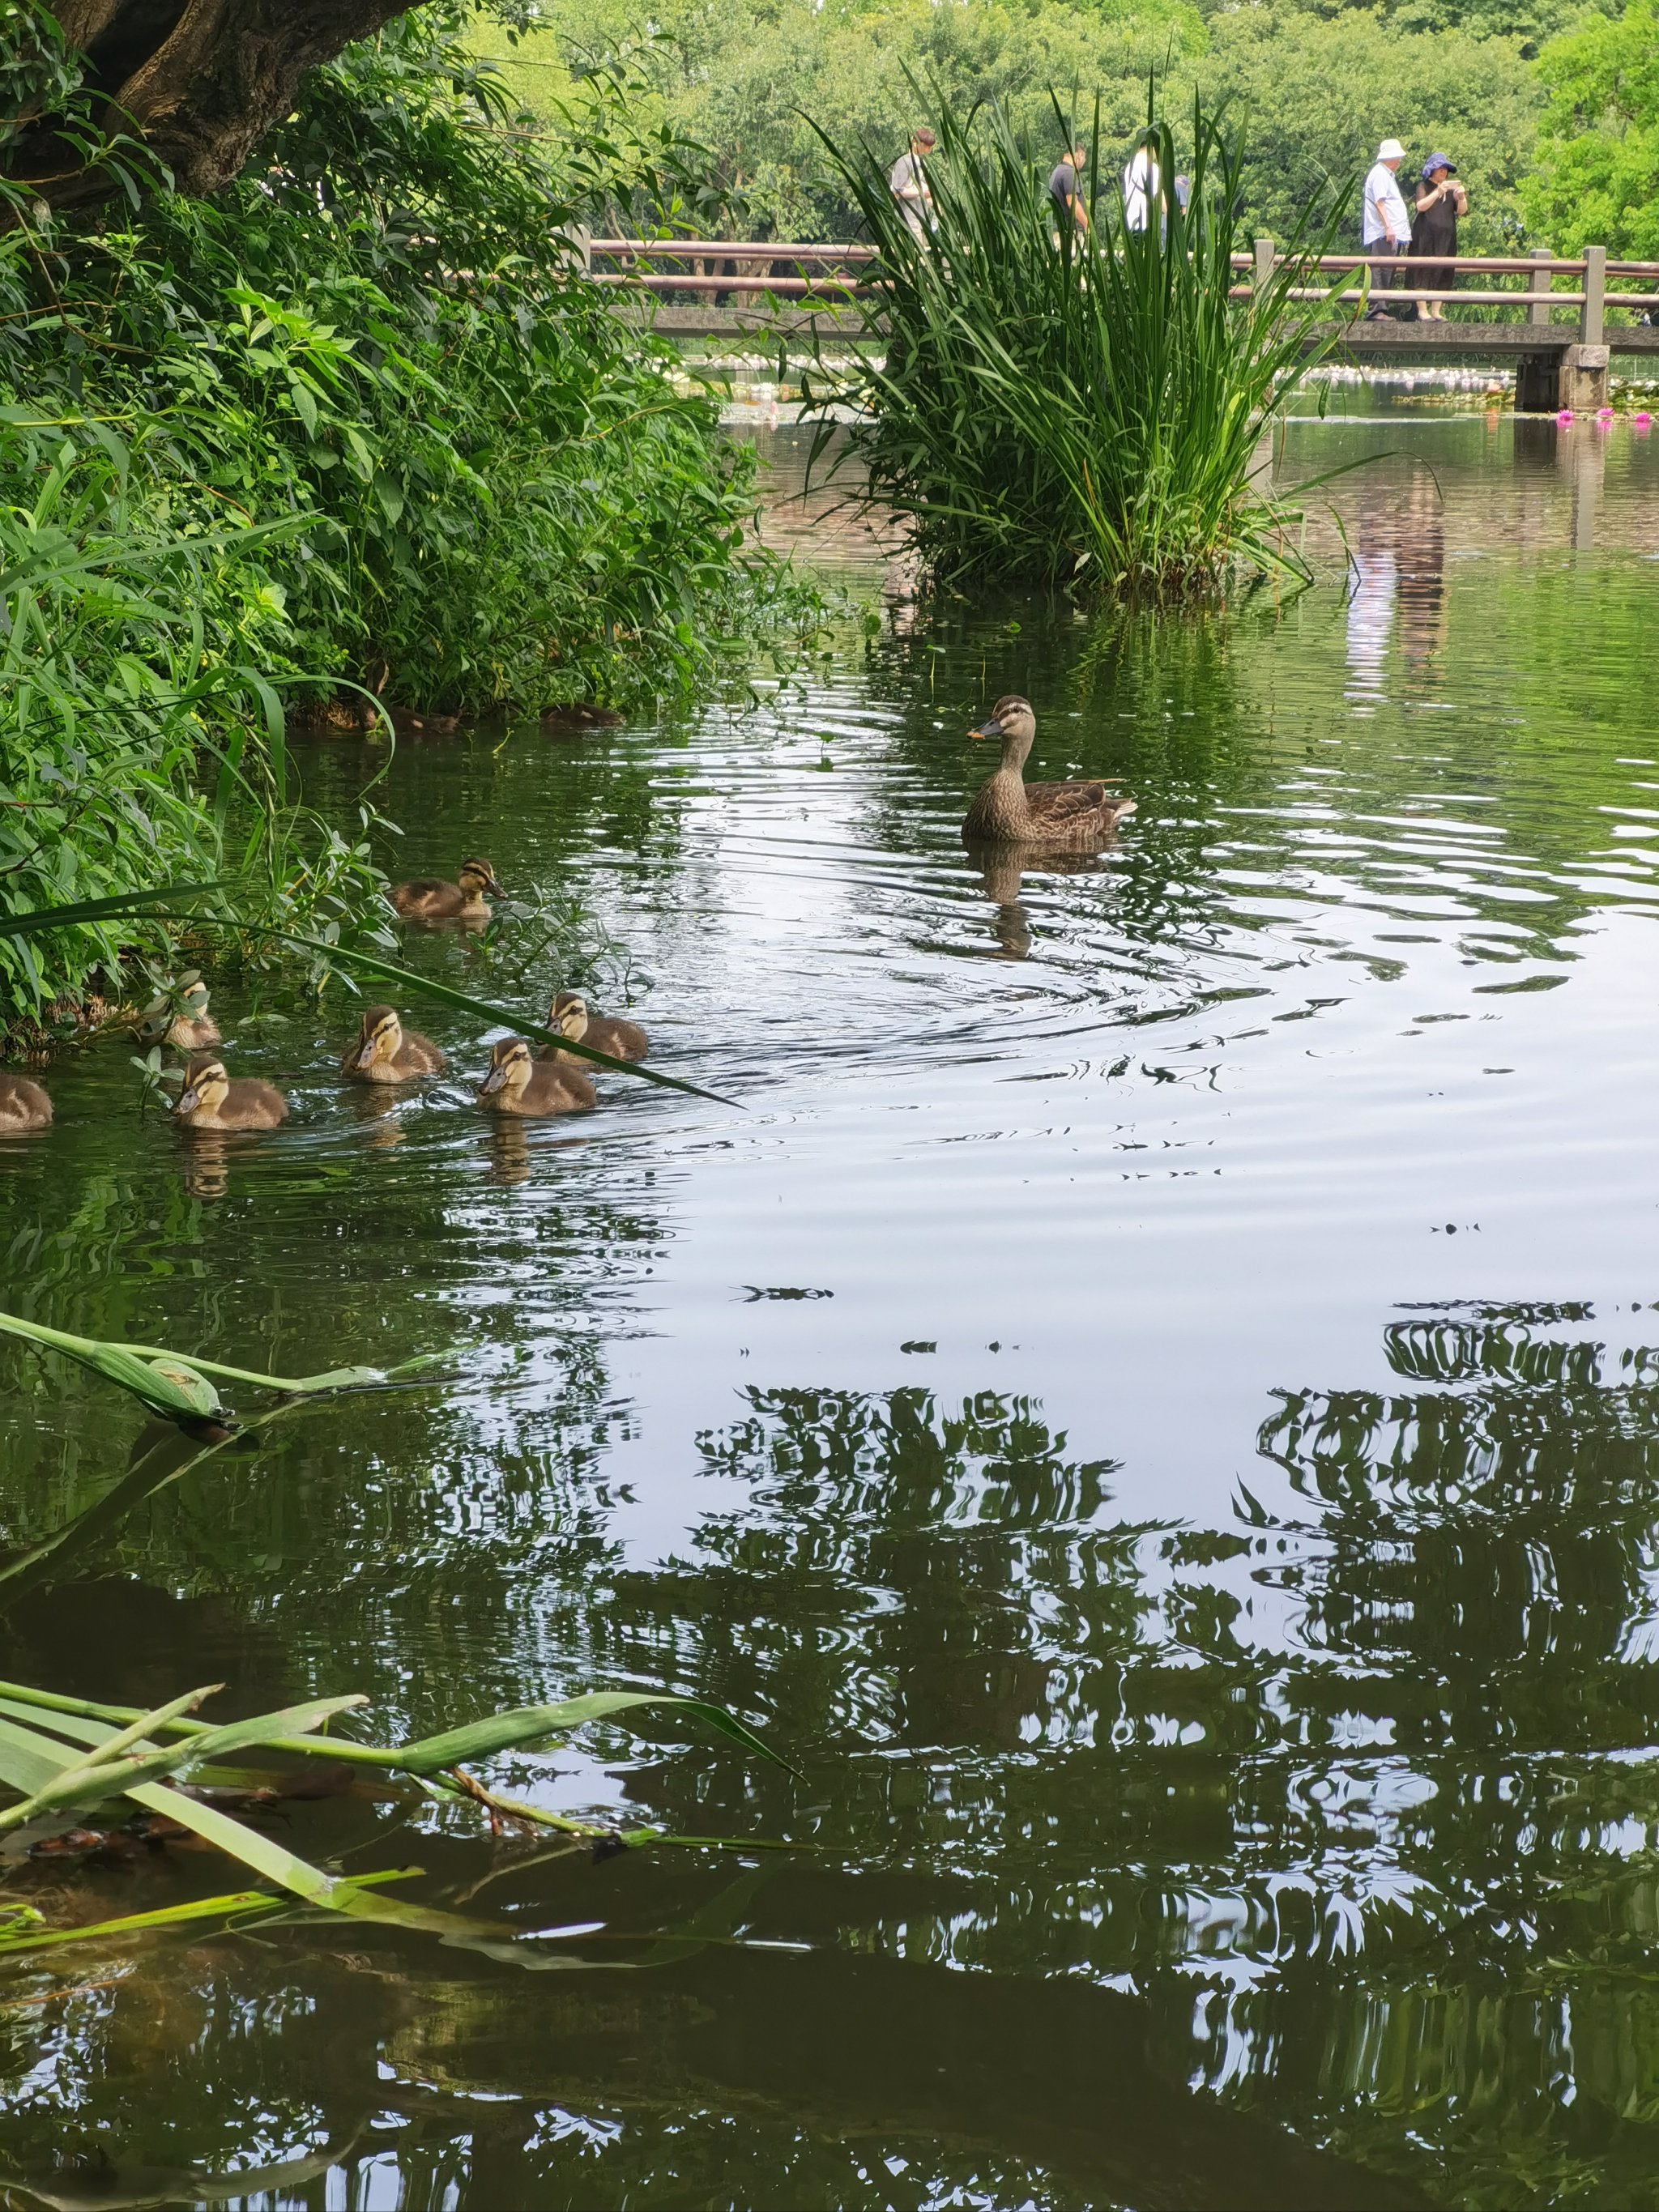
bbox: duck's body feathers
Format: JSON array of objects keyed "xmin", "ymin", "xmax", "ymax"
[
  {"xmin": 541, "ymin": 991, "xmax": 649, "ymax": 1066},
  {"xmin": 479, "ymin": 1038, "xmax": 595, "ymax": 1118},
  {"xmin": 390, "ymin": 859, "xmax": 501, "ymax": 923},
  {"xmin": 343, "ymin": 1006, "xmax": 446, "ymax": 1083},
  {"xmin": 0, "ymin": 1075, "xmax": 51, "ymax": 1131},
  {"xmin": 174, "ymin": 1056, "xmax": 288, "ymax": 1132},
  {"xmin": 964, "ymin": 697, "xmax": 1137, "ymax": 848}
]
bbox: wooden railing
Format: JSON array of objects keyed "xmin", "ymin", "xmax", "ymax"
[{"xmin": 583, "ymin": 237, "xmax": 1659, "ymax": 340}]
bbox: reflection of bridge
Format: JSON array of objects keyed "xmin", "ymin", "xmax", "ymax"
[{"xmin": 586, "ymin": 237, "xmax": 1659, "ymax": 412}]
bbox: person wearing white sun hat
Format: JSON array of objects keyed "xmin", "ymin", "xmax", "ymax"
[{"xmin": 1362, "ymin": 138, "xmax": 1412, "ymax": 318}]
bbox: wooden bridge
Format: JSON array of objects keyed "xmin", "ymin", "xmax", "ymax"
[{"xmin": 585, "ymin": 238, "xmax": 1659, "ymax": 413}]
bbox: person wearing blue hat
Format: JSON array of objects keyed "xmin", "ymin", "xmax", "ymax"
[{"xmin": 1406, "ymin": 153, "xmax": 1467, "ymax": 319}]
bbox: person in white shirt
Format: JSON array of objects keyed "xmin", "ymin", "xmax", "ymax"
[
  {"xmin": 1123, "ymin": 141, "xmax": 1162, "ymax": 234},
  {"xmin": 1361, "ymin": 139, "xmax": 1412, "ymax": 318},
  {"xmin": 889, "ymin": 128, "xmax": 936, "ymax": 246}
]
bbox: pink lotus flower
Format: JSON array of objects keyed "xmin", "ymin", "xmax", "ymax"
[
  {"xmin": 1557, "ymin": 409, "xmax": 1575, "ymax": 424},
  {"xmin": 1637, "ymin": 411, "xmax": 1654, "ymax": 428}
]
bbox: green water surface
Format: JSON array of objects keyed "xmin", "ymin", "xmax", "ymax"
[{"xmin": 2, "ymin": 401, "xmax": 1659, "ymax": 2209}]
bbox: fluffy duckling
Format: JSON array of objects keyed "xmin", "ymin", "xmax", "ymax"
[
  {"xmin": 0, "ymin": 1073, "xmax": 52, "ymax": 1132},
  {"xmin": 965, "ymin": 697, "xmax": 1137, "ymax": 847},
  {"xmin": 477, "ymin": 1037, "xmax": 595, "ymax": 1119},
  {"xmin": 390, "ymin": 859, "xmax": 502, "ymax": 923},
  {"xmin": 139, "ymin": 978, "xmax": 221, "ymax": 1052},
  {"xmin": 543, "ymin": 990, "xmax": 649, "ymax": 1064},
  {"xmin": 341, "ymin": 1004, "xmax": 446, "ymax": 1084},
  {"xmin": 174, "ymin": 1055, "xmax": 288, "ymax": 1133}
]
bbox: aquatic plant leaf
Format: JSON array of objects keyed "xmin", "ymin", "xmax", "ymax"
[
  {"xmin": 0, "ymin": 1309, "xmax": 436, "ymax": 1409},
  {"xmin": 0, "ymin": 1703, "xmax": 501, "ymax": 1944},
  {"xmin": 0, "ymin": 1679, "xmax": 796, "ymax": 1788},
  {"xmin": 0, "ymin": 884, "xmax": 232, "ymax": 940},
  {"xmin": 390, "ymin": 1690, "xmax": 795, "ymax": 1775},
  {"xmin": 0, "ymin": 1869, "xmax": 420, "ymax": 1958},
  {"xmin": 0, "ymin": 1694, "xmax": 368, "ymax": 1829}
]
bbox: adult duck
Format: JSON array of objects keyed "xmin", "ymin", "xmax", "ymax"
[
  {"xmin": 0, "ymin": 1074, "xmax": 52, "ymax": 1132},
  {"xmin": 390, "ymin": 859, "xmax": 502, "ymax": 923},
  {"xmin": 174, "ymin": 1055, "xmax": 288, "ymax": 1132},
  {"xmin": 476, "ymin": 1038, "xmax": 595, "ymax": 1119},
  {"xmin": 964, "ymin": 697, "xmax": 1136, "ymax": 846},
  {"xmin": 341, "ymin": 1004, "xmax": 446, "ymax": 1084}
]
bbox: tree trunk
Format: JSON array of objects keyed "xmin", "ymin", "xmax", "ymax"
[{"xmin": 27, "ymin": 1, "xmax": 419, "ymax": 206}]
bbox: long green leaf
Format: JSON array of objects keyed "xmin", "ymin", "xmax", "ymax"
[
  {"xmin": 0, "ymin": 1870, "xmax": 419, "ymax": 1958},
  {"xmin": 0, "ymin": 1679, "xmax": 794, "ymax": 1778},
  {"xmin": 0, "ymin": 1694, "xmax": 368, "ymax": 1829},
  {"xmin": 0, "ymin": 883, "xmax": 230, "ymax": 937}
]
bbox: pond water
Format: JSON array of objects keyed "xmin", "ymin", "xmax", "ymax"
[{"xmin": 2, "ymin": 400, "xmax": 1659, "ymax": 2209}]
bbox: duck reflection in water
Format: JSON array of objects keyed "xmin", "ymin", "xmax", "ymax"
[
  {"xmin": 482, "ymin": 1118, "xmax": 588, "ymax": 1186},
  {"xmin": 343, "ymin": 1084, "xmax": 407, "ymax": 1149},
  {"xmin": 966, "ymin": 844, "xmax": 1116, "ymax": 959},
  {"xmin": 179, "ymin": 1129, "xmax": 231, "ymax": 1200}
]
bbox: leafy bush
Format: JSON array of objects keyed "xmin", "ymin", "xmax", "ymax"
[
  {"xmin": 0, "ymin": 422, "xmax": 397, "ymax": 1028},
  {"xmin": 0, "ymin": 2, "xmax": 824, "ymax": 1029},
  {"xmin": 804, "ymin": 97, "xmax": 1341, "ymax": 598}
]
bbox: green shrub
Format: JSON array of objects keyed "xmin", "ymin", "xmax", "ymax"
[{"xmin": 0, "ymin": 3, "xmax": 825, "ymax": 1028}]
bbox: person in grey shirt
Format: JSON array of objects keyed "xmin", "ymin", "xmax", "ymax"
[
  {"xmin": 889, "ymin": 128, "xmax": 936, "ymax": 245},
  {"xmin": 1049, "ymin": 144, "xmax": 1089, "ymax": 237}
]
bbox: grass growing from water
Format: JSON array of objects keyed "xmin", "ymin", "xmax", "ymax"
[{"xmin": 805, "ymin": 95, "xmax": 1346, "ymax": 597}]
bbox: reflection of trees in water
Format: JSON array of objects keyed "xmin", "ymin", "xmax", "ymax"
[
  {"xmin": 9, "ymin": 1312, "xmax": 1659, "ymax": 2200},
  {"xmin": 1218, "ymin": 1307, "xmax": 1659, "ymax": 2197}
]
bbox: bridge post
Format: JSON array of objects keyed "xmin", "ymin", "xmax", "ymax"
[
  {"xmin": 1560, "ymin": 244, "xmax": 1610, "ymax": 410},
  {"xmin": 1527, "ymin": 245, "xmax": 1552, "ymax": 326},
  {"xmin": 1580, "ymin": 243, "xmax": 1606, "ymax": 345},
  {"xmin": 1253, "ymin": 237, "xmax": 1275, "ymax": 298}
]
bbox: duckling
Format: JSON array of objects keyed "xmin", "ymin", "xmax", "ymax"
[
  {"xmin": 341, "ymin": 1004, "xmax": 446, "ymax": 1084},
  {"xmin": 390, "ymin": 859, "xmax": 502, "ymax": 923},
  {"xmin": 139, "ymin": 978, "xmax": 221, "ymax": 1053},
  {"xmin": 477, "ymin": 1037, "xmax": 595, "ymax": 1119},
  {"xmin": 964, "ymin": 697, "xmax": 1137, "ymax": 847},
  {"xmin": 543, "ymin": 990, "xmax": 649, "ymax": 1064},
  {"xmin": 0, "ymin": 1074, "xmax": 52, "ymax": 1132},
  {"xmin": 173, "ymin": 1055, "xmax": 288, "ymax": 1133}
]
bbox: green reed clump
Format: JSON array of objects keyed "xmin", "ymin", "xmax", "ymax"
[{"xmin": 806, "ymin": 96, "xmax": 1344, "ymax": 597}]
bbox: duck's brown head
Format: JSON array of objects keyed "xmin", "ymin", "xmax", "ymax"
[
  {"xmin": 352, "ymin": 1004, "xmax": 403, "ymax": 1072},
  {"xmin": 177, "ymin": 1055, "xmax": 228, "ymax": 1117},
  {"xmin": 969, "ymin": 695, "xmax": 1036, "ymax": 743},
  {"xmin": 458, "ymin": 859, "xmax": 503, "ymax": 900},
  {"xmin": 549, "ymin": 991, "xmax": 589, "ymax": 1044},
  {"xmin": 480, "ymin": 1037, "xmax": 532, "ymax": 1097}
]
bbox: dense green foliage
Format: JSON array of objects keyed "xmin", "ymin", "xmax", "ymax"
[
  {"xmin": 810, "ymin": 100, "xmax": 1341, "ymax": 595},
  {"xmin": 0, "ymin": 2, "xmax": 818, "ymax": 1032},
  {"xmin": 480, "ymin": 0, "xmax": 1546, "ymax": 250},
  {"xmin": 1525, "ymin": 0, "xmax": 1659, "ymax": 256}
]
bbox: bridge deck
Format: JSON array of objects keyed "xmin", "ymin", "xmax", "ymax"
[{"xmin": 638, "ymin": 303, "xmax": 1659, "ymax": 356}]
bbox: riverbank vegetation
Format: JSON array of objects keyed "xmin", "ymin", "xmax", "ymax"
[
  {"xmin": 0, "ymin": 2, "xmax": 823, "ymax": 1034},
  {"xmin": 808, "ymin": 101, "xmax": 1340, "ymax": 597}
]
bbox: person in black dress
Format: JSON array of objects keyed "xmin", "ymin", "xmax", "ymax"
[{"xmin": 1407, "ymin": 153, "xmax": 1467, "ymax": 319}]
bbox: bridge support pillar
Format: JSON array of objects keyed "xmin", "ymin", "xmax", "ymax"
[
  {"xmin": 1516, "ymin": 352, "xmax": 1562, "ymax": 412},
  {"xmin": 1561, "ymin": 342, "xmax": 1610, "ymax": 412}
]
